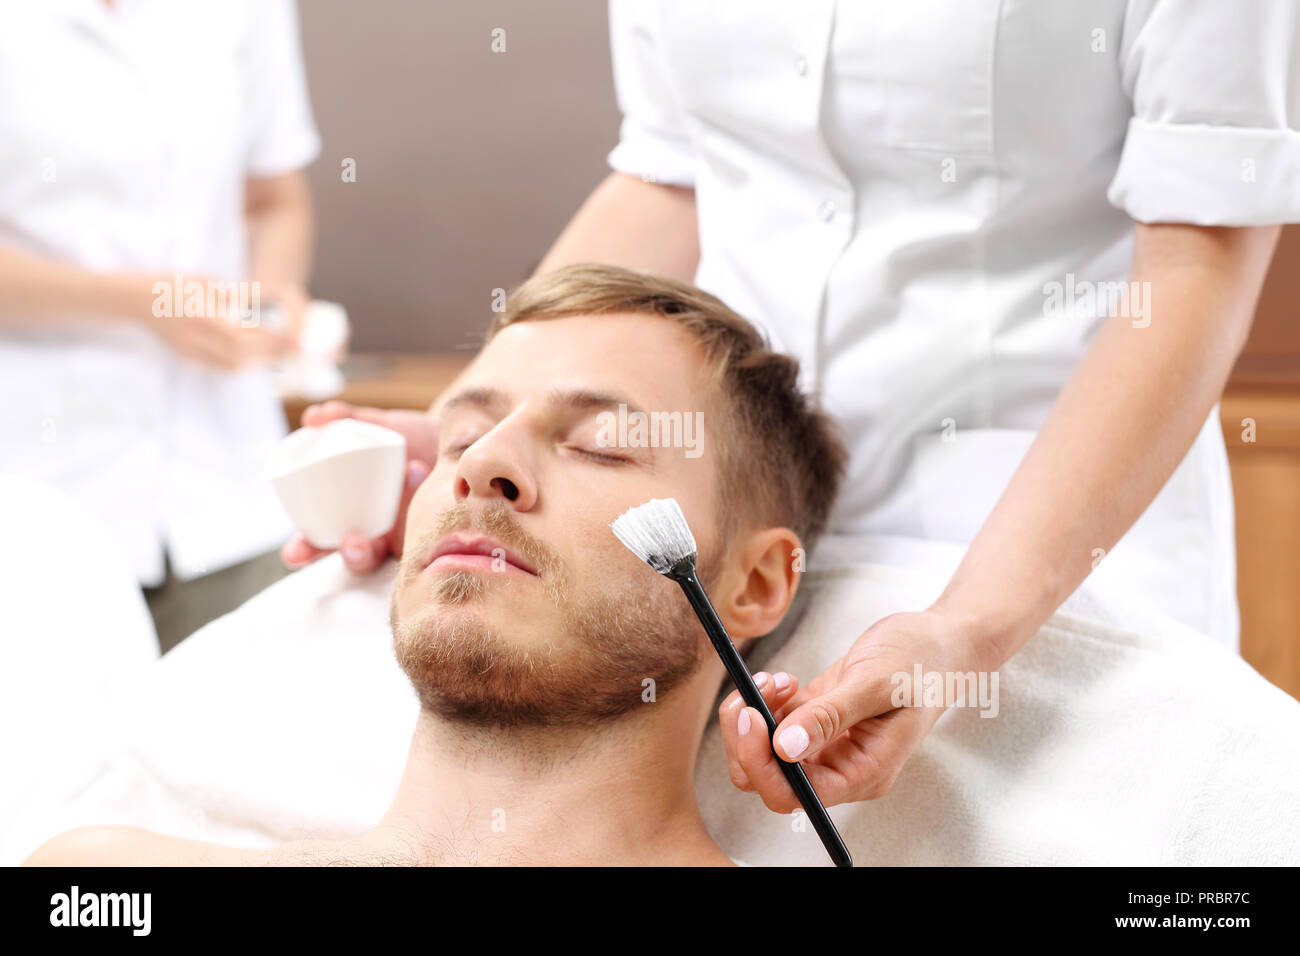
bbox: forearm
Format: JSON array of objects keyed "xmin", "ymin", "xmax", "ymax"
[
  {"xmin": 245, "ymin": 171, "xmax": 314, "ymax": 285},
  {"xmin": 0, "ymin": 245, "xmax": 145, "ymax": 325},
  {"xmin": 933, "ymin": 223, "xmax": 1281, "ymax": 669},
  {"xmin": 536, "ymin": 172, "xmax": 700, "ymax": 281}
]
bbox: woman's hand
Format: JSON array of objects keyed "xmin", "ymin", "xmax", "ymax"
[
  {"xmin": 141, "ymin": 311, "xmax": 285, "ymax": 370},
  {"xmin": 280, "ymin": 401, "xmax": 439, "ymax": 573},
  {"xmin": 136, "ymin": 274, "xmax": 295, "ymax": 370},
  {"xmin": 717, "ymin": 606, "xmax": 996, "ymax": 810},
  {"xmin": 256, "ymin": 279, "xmax": 312, "ymax": 349}
]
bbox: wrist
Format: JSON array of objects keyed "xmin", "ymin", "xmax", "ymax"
[
  {"xmin": 95, "ymin": 272, "xmax": 158, "ymax": 325},
  {"xmin": 926, "ymin": 591, "xmax": 1037, "ymax": 674}
]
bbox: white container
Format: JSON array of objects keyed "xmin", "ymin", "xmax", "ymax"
[{"xmin": 266, "ymin": 419, "xmax": 407, "ymax": 549}]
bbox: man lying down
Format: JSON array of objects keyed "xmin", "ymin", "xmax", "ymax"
[
  {"xmin": 25, "ymin": 264, "xmax": 850, "ymax": 866},
  {"xmin": 19, "ymin": 264, "xmax": 1300, "ymax": 867}
]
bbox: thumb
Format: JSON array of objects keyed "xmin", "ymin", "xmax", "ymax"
[
  {"xmin": 300, "ymin": 401, "xmax": 391, "ymax": 429},
  {"xmin": 772, "ymin": 665, "xmax": 893, "ymax": 761},
  {"xmin": 300, "ymin": 400, "xmax": 357, "ymax": 427}
]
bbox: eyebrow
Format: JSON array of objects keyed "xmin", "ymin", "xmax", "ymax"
[
  {"xmin": 437, "ymin": 386, "xmax": 509, "ymax": 419},
  {"xmin": 437, "ymin": 386, "xmax": 648, "ymax": 420}
]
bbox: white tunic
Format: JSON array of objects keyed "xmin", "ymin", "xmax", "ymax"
[
  {"xmin": 606, "ymin": 0, "xmax": 1300, "ymax": 650},
  {"xmin": 0, "ymin": 0, "xmax": 321, "ymax": 585}
]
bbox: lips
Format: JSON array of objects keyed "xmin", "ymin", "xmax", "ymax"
[{"xmin": 425, "ymin": 533, "xmax": 538, "ymax": 576}]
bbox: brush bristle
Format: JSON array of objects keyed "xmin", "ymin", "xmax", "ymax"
[{"xmin": 610, "ymin": 497, "xmax": 697, "ymax": 574}]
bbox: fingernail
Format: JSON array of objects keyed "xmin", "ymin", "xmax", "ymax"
[
  {"xmin": 737, "ymin": 709, "xmax": 751, "ymax": 736},
  {"xmin": 728, "ymin": 695, "xmax": 744, "ymax": 711},
  {"xmin": 773, "ymin": 672, "xmax": 791, "ymax": 691},
  {"xmin": 407, "ymin": 461, "xmax": 429, "ymax": 486},
  {"xmin": 754, "ymin": 672, "xmax": 770, "ymax": 689},
  {"xmin": 343, "ymin": 545, "xmax": 367, "ymax": 564},
  {"xmin": 778, "ymin": 725, "xmax": 809, "ymax": 759}
]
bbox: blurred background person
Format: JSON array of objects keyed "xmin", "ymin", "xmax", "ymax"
[{"xmin": 0, "ymin": 0, "xmax": 320, "ymax": 649}]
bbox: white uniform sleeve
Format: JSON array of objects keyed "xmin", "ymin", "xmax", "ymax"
[
  {"xmin": 606, "ymin": 0, "xmax": 697, "ymax": 188},
  {"xmin": 1107, "ymin": 0, "xmax": 1300, "ymax": 225},
  {"xmin": 243, "ymin": 0, "xmax": 322, "ymax": 179}
]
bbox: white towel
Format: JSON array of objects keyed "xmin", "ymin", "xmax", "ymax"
[
  {"xmin": 699, "ymin": 562, "xmax": 1300, "ymax": 865},
  {"xmin": 0, "ymin": 476, "xmax": 159, "ymax": 850},
  {"xmin": 1, "ymin": 558, "xmax": 413, "ymax": 863},
  {"xmin": 3, "ymin": 547, "xmax": 1297, "ymax": 865}
]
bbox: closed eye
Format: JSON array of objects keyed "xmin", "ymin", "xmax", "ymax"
[
  {"xmin": 569, "ymin": 446, "xmax": 630, "ymax": 465},
  {"xmin": 442, "ymin": 440, "xmax": 480, "ymax": 459},
  {"xmin": 442, "ymin": 442, "xmax": 634, "ymax": 465}
]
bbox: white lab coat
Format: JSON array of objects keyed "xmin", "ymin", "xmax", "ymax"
[
  {"xmin": 607, "ymin": 0, "xmax": 1300, "ymax": 650},
  {"xmin": 0, "ymin": 0, "xmax": 321, "ymax": 585}
]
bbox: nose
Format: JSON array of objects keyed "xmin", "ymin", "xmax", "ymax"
[{"xmin": 453, "ymin": 426, "xmax": 538, "ymax": 511}]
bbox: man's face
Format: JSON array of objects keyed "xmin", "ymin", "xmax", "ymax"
[{"xmin": 391, "ymin": 313, "xmax": 725, "ymax": 727}]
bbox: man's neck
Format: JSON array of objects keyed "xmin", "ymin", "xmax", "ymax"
[{"xmin": 365, "ymin": 693, "xmax": 733, "ymax": 866}]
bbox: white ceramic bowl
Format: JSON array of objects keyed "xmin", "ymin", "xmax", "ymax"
[{"xmin": 267, "ymin": 418, "xmax": 407, "ymax": 549}]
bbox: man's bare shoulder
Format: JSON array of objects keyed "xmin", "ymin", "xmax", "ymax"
[{"xmin": 22, "ymin": 825, "xmax": 265, "ymax": 867}]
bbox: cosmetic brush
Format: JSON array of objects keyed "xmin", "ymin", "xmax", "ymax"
[{"xmin": 611, "ymin": 497, "xmax": 853, "ymax": 868}]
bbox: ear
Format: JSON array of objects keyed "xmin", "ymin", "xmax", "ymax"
[{"xmin": 714, "ymin": 527, "xmax": 801, "ymax": 640}]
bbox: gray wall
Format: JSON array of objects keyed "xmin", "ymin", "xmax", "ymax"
[
  {"xmin": 296, "ymin": 3, "xmax": 1300, "ymax": 363},
  {"xmin": 297, "ymin": 0, "xmax": 619, "ymax": 352}
]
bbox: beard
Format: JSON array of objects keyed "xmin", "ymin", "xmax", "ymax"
[{"xmin": 391, "ymin": 502, "xmax": 718, "ymax": 729}]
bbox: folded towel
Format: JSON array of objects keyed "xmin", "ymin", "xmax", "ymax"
[{"xmin": 4, "ymin": 544, "xmax": 1297, "ymax": 865}]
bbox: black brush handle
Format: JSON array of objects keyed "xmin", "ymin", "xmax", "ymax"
[{"xmin": 673, "ymin": 561, "xmax": 853, "ymax": 868}]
